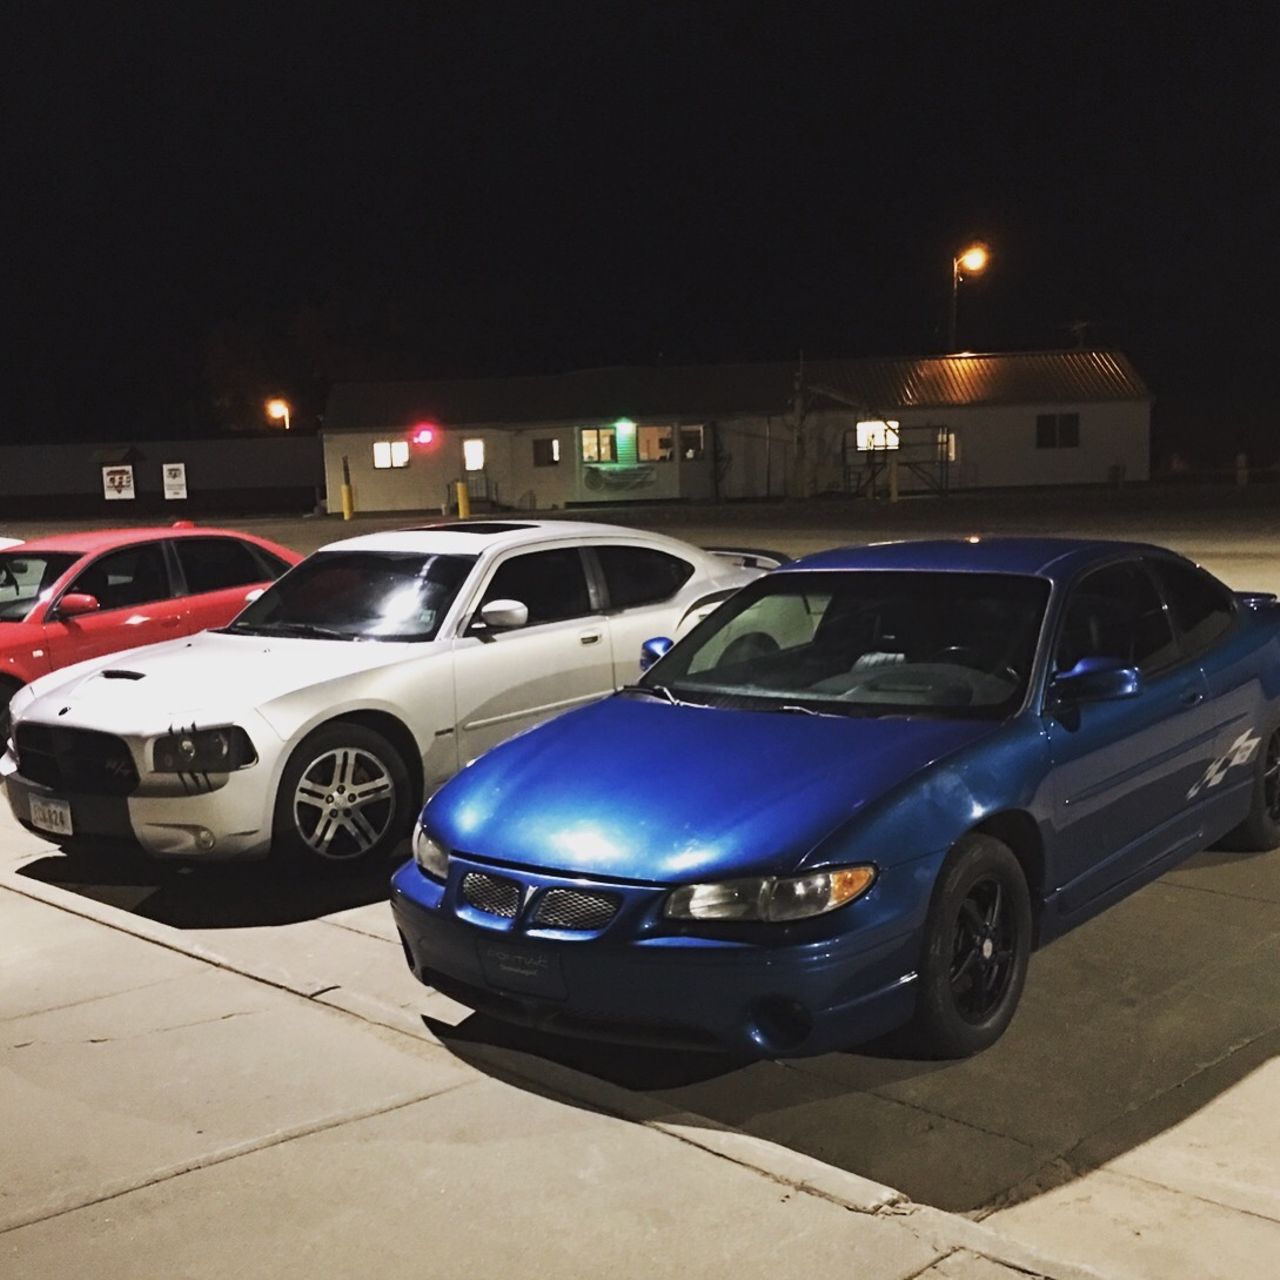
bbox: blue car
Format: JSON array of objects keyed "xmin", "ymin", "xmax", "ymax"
[{"xmin": 390, "ymin": 538, "xmax": 1280, "ymax": 1058}]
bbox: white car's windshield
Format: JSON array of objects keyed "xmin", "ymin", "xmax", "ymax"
[
  {"xmin": 0, "ymin": 551, "xmax": 80, "ymax": 622},
  {"xmin": 223, "ymin": 550, "xmax": 476, "ymax": 642},
  {"xmin": 644, "ymin": 569, "xmax": 1049, "ymax": 719}
]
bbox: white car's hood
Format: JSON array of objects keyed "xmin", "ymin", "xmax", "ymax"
[{"xmin": 20, "ymin": 630, "xmax": 439, "ymax": 731}]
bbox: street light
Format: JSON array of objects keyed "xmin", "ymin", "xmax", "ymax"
[
  {"xmin": 949, "ymin": 242, "xmax": 990, "ymax": 352},
  {"xmin": 265, "ymin": 398, "xmax": 291, "ymax": 431}
]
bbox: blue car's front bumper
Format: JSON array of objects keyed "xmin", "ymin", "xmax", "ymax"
[{"xmin": 390, "ymin": 855, "xmax": 933, "ymax": 1057}]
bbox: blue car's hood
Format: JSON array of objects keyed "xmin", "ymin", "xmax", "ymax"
[{"xmin": 427, "ymin": 698, "xmax": 999, "ymax": 882}]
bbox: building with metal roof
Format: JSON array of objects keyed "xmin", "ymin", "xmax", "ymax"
[{"xmin": 320, "ymin": 350, "xmax": 1151, "ymax": 513}]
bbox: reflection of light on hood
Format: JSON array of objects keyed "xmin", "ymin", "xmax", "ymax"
[
  {"xmin": 552, "ymin": 826, "xmax": 624, "ymax": 866},
  {"xmin": 454, "ymin": 803, "xmax": 484, "ymax": 835},
  {"xmin": 666, "ymin": 847, "xmax": 716, "ymax": 875}
]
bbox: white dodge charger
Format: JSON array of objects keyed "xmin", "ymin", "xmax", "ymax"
[{"xmin": 2, "ymin": 520, "xmax": 774, "ymax": 868}]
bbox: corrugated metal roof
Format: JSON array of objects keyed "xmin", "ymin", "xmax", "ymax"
[
  {"xmin": 805, "ymin": 350, "xmax": 1150, "ymax": 412},
  {"xmin": 323, "ymin": 350, "xmax": 1149, "ymax": 433}
]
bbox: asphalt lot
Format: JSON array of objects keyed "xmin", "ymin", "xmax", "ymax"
[{"xmin": 6, "ymin": 488, "xmax": 1280, "ymax": 1278}]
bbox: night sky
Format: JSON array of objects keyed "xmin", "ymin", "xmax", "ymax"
[{"xmin": 6, "ymin": 3, "xmax": 1278, "ymax": 461}]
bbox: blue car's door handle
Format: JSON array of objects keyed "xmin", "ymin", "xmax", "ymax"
[{"xmin": 1179, "ymin": 686, "xmax": 1205, "ymax": 707}]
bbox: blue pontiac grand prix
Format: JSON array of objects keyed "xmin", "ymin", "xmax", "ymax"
[{"xmin": 390, "ymin": 539, "xmax": 1280, "ymax": 1058}]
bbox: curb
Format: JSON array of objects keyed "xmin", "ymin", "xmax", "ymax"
[{"xmin": 1, "ymin": 868, "xmax": 1103, "ymax": 1280}]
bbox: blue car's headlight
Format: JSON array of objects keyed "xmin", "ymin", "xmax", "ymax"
[
  {"xmin": 152, "ymin": 727, "xmax": 256, "ymax": 773},
  {"xmin": 413, "ymin": 822, "xmax": 450, "ymax": 881},
  {"xmin": 664, "ymin": 866, "xmax": 876, "ymax": 923}
]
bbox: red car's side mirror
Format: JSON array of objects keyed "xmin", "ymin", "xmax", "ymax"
[{"xmin": 56, "ymin": 592, "xmax": 102, "ymax": 619}]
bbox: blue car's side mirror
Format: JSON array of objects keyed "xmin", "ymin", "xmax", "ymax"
[
  {"xmin": 1050, "ymin": 656, "xmax": 1142, "ymax": 705},
  {"xmin": 639, "ymin": 636, "xmax": 674, "ymax": 672}
]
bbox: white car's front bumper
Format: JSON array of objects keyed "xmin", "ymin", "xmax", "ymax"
[{"xmin": 2, "ymin": 723, "xmax": 281, "ymax": 862}]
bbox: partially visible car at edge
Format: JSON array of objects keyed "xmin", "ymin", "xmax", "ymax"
[
  {"xmin": 0, "ymin": 538, "xmax": 21, "ymax": 551},
  {"xmin": 2, "ymin": 520, "xmax": 774, "ymax": 867},
  {"xmin": 391, "ymin": 537, "xmax": 1280, "ymax": 1059},
  {"xmin": 0, "ymin": 524, "xmax": 300, "ymax": 733}
]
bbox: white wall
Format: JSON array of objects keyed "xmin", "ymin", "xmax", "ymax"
[{"xmin": 717, "ymin": 400, "xmax": 1150, "ymax": 498}]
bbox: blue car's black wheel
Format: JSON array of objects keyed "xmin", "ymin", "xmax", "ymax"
[
  {"xmin": 913, "ymin": 834, "xmax": 1031, "ymax": 1058},
  {"xmin": 1220, "ymin": 724, "xmax": 1280, "ymax": 852}
]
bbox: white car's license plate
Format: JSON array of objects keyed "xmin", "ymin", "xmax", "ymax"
[{"xmin": 29, "ymin": 796, "xmax": 73, "ymax": 837}]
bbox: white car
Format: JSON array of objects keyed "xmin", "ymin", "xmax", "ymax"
[
  {"xmin": 0, "ymin": 538, "xmax": 21, "ymax": 551},
  {"xmin": 2, "ymin": 521, "xmax": 777, "ymax": 867}
]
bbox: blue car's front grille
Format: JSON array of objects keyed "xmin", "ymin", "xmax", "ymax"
[
  {"xmin": 532, "ymin": 888, "xmax": 620, "ymax": 931},
  {"xmin": 460, "ymin": 871, "xmax": 521, "ymax": 919}
]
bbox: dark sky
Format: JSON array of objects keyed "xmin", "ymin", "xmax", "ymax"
[{"xmin": 6, "ymin": 2, "xmax": 1279, "ymax": 456}]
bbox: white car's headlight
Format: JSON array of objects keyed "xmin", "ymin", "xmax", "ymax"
[
  {"xmin": 152, "ymin": 727, "xmax": 257, "ymax": 773},
  {"xmin": 413, "ymin": 823, "xmax": 450, "ymax": 881},
  {"xmin": 664, "ymin": 865, "xmax": 876, "ymax": 923}
]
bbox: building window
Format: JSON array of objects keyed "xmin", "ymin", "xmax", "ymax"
[
  {"xmin": 638, "ymin": 425, "xmax": 673, "ymax": 461},
  {"xmin": 372, "ymin": 440, "xmax": 410, "ymax": 469},
  {"xmin": 581, "ymin": 427, "xmax": 617, "ymax": 463},
  {"xmin": 532, "ymin": 437, "xmax": 560, "ymax": 467},
  {"xmin": 855, "ymin": 420, "xmax": 900, "ymax": 451},
  {"xmin": 680, "ymin": 425, "xmax": 706, "ymax": 460},
  {"xmin": 1036, "ymin": 413, "xmax": 1080, "ymax": 449},
  {"xmin": 937, "ymin": 428, "xmax": 959, "ymax": 463},
  {"xmin": 463, "ymin": 438, "xmax": 485, "ymax": 471}
]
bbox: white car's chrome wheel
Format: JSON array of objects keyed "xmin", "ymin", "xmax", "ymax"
[
  {"xmin": 275, "ymin": 722, "xmax": 412, "ymax": 869},
  {"xmin": 293, "ymin": 746, "xmax": 395, "ymax": 860}
]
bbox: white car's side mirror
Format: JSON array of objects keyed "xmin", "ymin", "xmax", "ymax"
[{"xmin": 478, "ymin": 599, "xmax": 529, "ymax": 631}]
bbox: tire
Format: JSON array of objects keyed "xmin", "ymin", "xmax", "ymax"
[
  {"xmin": 1220, "ymin": 723, "xmax": 1280, "ymax": 852},
  {"xmin": 272, "ymin": 721, "xmax": 413, "ymax": 871},
  {"xmin": 911, "ymin": 833, "xmax": 1032, "ymax": 1058}
]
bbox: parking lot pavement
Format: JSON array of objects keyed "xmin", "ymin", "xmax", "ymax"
[{"xmin": 2, "ymin": 883, "xmax": 1098, "ymax": 1280}]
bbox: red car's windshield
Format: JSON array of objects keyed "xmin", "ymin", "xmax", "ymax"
[{"xmin": 0, "ymin": 551, "xmax": 79, "ymax": 623}]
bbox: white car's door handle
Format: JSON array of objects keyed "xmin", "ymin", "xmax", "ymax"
[{"xmin": 579, "ymin": 630, "xmax": 602, "ymax": 646}]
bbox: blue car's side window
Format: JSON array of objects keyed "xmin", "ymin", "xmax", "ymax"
[
  {"xmin": 1056, "ymin": 563, "xmax": 1179, "ymax": 678},
  {"xmin": 1149, "ymin": 560, "xmax": 1235, "ymax": 660}
]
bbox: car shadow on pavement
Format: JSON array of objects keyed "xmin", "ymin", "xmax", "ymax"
[
  {"xmin": 14, "ymin": 846, "xmax": 399, "ymax": 928},
  {"xmin": 420, "ymin": 844, "xmax": 1280, "ymax": 1217}
]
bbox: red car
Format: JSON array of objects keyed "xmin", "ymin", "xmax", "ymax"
[{"xmin": 0, "ymin": 524, "xmax": 301, "ymax": 732}]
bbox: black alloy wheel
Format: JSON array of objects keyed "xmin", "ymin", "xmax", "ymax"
[
  {"xmin": 949, "ymin": 877, "xmax": 1016, "ymax": 1024},
  {"xmin": 911, "ymin": 833, "xmax": 1032, "ymax": 1058}
]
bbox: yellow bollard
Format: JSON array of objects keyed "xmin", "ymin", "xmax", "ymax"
[
  {"xmin": 454, "ymin": 480, "xmax": 471, "ymax": 519},
  {"xmin": 340, "ymin": 483, "xmax": 354, "ymax": 520}
]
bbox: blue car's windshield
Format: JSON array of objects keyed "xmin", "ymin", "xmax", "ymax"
[
  {"xmin": 222, "ymin": 551, "xmax": 476, "ymax": 642},
  {"xmin": 645, "ymin": 570, "xmax": 1049, "ymax": 719}
]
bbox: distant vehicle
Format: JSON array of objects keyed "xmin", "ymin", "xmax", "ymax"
[
  {"xmin": 0, "ymin": 525, "xmax": 301, "ymax": 735},
  {"xmin": 392, "ymin": 538, "xmax": 1280, "ymax": 1059},
  {"xmin": 2, "ymin": 521, "xmax": 777, "ymax": 867}
]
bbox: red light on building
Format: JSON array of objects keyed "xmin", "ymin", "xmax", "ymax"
[{"xmin": 410, "ymin": 424, "xmax": 437, "ymax": 447}]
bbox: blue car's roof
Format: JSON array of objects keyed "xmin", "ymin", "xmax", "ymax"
[{"xmin": 782, "ymin": 537, "xmax": 1172, "ymax": 583}]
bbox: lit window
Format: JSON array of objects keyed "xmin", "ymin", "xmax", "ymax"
[
  {"xmin": 582, "ymin": 427, "xmax": 617, "ymax": 463},
  {"xmin": 855, "ymin": 420, "xmax": 900, "ymax": 451},
  {"xmin": 937, "ymin": 429, "xmax": 958, "ymax": 462},
  {"xmin": 373, "ymin": 440, "xmax": 410, "ymax": 469},
  {"xmin": 463, "ymin": 439, "xmax": 485, "ymax": 471},
  {"xmin": 638, "ymin": 425, "xmax": 673, "ymax": 461}
]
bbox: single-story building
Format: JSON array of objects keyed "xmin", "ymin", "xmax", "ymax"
[{"xmin": 320, "ymin": 350, "xmax": 1151, "ymax": 513}]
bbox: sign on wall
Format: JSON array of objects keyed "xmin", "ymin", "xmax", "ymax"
[
  {"xmin": 102, "ymin": 465, "xmax": 136, "ymax": 501},
  {"xmin": 162, "ymin": 462, "xmax": 188, "ymax": 500}
]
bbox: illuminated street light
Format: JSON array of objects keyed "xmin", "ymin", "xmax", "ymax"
[
  {"xmin": 949, "ymin": 242, "xmax": 990, "ymax": 352},
  {"xmin": 265, "ymin": 397, "xmax": 291, "ymax": 431}
]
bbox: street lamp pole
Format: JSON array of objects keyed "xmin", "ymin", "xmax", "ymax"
[{"xmin": 948, "ymin": 243, "xmax": 990, "ymax": 352}]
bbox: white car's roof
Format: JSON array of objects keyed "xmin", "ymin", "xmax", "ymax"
[{"xmin": 320, "ymin": 519, "xmax": 702, "ymax": 557}]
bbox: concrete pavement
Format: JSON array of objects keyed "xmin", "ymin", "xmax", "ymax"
[{"xmin": 1, "ymin": 881, "xmax": 1088, "ymax": 1280}]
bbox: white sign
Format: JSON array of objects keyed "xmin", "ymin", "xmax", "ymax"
[
  {"xmin": 163, "ymin": 462, "xmax": 188, "ymax": 500},
  {"xmin": 102, "ymin": 465, "xmax": 136, "ymax": 501}
]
